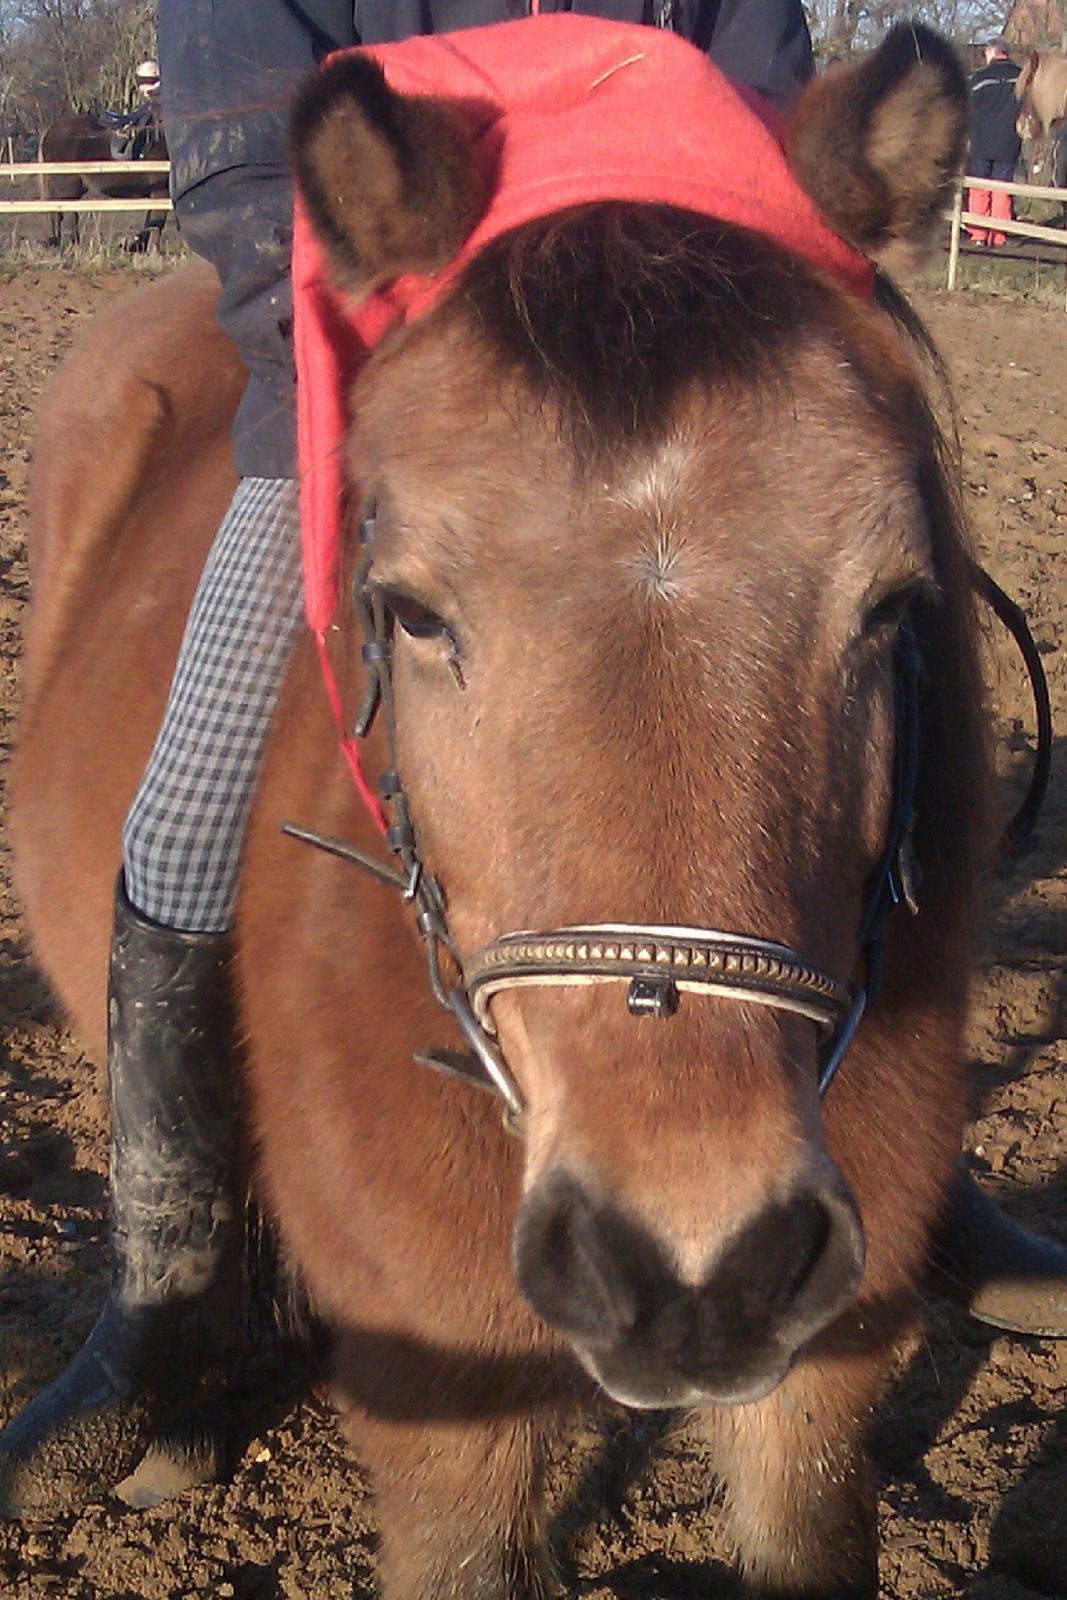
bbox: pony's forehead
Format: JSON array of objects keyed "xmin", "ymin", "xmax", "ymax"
[{"xmin": 359, "ymin": 337, "xmax": 928, "ymax": 589}]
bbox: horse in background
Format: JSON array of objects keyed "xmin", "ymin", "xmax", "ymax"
[
  {"xmin": 1016, "ymin": 49, "xmax": 1067, "ymax": 136},
  {"xmin": 1016, "ymin": 51, "xmax": 1067, "ymax": 214},
  {"xmin": 38, "ymin": 112, "xmax": 169, "ymax": 250}
]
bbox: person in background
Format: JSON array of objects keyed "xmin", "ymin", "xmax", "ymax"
[
  {"xmin": 106, "ymin": 58, "xmax": 163, "ymax": 160},
  {"xmin": 2, "ymin": 0, "xmax": 1066, "ymax": 1523},
  {"xmin": 966, "ymin": 38, "xmax": 1021, "ymax": 246},
  {"xmin": 106, "ymin": 59, "xmax": 167, "ymax": 251}
]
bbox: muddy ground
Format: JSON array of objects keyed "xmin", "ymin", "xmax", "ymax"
[{"xmin": 0, "ymin": 266, "xmax": 1064, "ymax": 1599}]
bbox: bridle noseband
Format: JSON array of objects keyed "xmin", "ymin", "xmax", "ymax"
[
  {"xmin": 283, "ymin": 506, "xmax": 940, "ymax": 1132},
  {"xmin": 466, "ymin": 926, "xmax": 853, "ymax": 1034}
]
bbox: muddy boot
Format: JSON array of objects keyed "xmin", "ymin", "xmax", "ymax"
[
  {"xmin": 0, "ymin": 877, "xmax": 245, "ymax": 1516},
  {"xmin": 929, "ymin": 1162, "xmax": 1067, "ymax": 1338}
]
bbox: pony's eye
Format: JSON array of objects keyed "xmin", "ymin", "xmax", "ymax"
[
  {"xmin": 378, "ymin": 586, "xmax": 451, "ymax": 641},
  {"xmin": 861, "ymin": 582, "xmax": 927, "ymax": 639}
]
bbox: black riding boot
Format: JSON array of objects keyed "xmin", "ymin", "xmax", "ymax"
[
  {"xmin": 0, "ymin": 877, "xmax": 245, "ymax": 1515},
  {"xmin": 929, "ymin": 1161, "xmax": 1067, "ymax": 1338}
]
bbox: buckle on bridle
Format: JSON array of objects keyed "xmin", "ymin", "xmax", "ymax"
[{"xmin": 627, "ymin": 977, "xmax": 680, "ymax": 1017}]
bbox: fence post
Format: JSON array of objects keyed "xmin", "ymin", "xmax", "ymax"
[{"xmin": 946, "ymin": 184, "xmax": 962, "ymax": 292}]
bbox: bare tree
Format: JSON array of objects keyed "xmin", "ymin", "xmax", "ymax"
[
  {"xmin": 807, "ymin": 0, "xmax": 1014, "ymax": 64},
  {"xmin": 0, "ymin": 0, "xmax": 155, "ymax": 134}
]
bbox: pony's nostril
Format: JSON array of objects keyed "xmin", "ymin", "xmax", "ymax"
[
  {"xmin": 773, "ymin": 1183, "xmax": 865, "ymax": 1340},
  {"xmin": 769, "ymin": 1194, "xmax": 832, "ymax": 1317},
  {"xmin": 514, "ymin": 1170, "xmax": 644, "ymax": 1344},
  {"xmin": 704, "ymin": 1183, "xmax": 863, "ymax": 1348}
]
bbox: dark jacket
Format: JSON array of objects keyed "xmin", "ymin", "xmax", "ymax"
[
  {"xmin": 158, "ymin": 0, "xmax": 814, "ymax": 478},
  {"xmin": 105, "ymin": 99, "xmax": 161, "ymax": 159},
  {"xmin": 967, "ymin": 55, "xmax": 1021, "ymax": 167}
]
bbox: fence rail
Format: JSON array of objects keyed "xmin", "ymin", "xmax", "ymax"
[
  {"xmin": 1, "ymin": 198, "xmax": 172, "ymax": 213},
  {"xmin": 1, "ymin": 163, "xmax": 1064, "ymax": 273},
  {"xmin": 0, "ymin": 161, "xmax": 170, "ymax": 177},
  {"xmin": 946, "ymin": 176, "xmax": 1067, "ymax": 308},
  {"xmin": 0, "ymin": 158, "xmax": 171, "ymax": 216}
]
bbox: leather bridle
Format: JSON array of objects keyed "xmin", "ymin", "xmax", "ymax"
[{"xmin": 283, "ymin": 505, "xmax": 935, "ymax": 1132}]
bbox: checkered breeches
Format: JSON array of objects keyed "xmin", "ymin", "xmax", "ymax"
[{"xmin": 122, "ymin": 477, "xmax": 305, "ymax": 933}]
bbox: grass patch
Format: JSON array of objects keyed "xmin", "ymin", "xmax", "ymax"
[
  {"xmin": 0, "ymin": 204, "xmax": 186, "ymax": 274},
  {"xmin": 0, "ymin": 234, "xmax": 186, "ymax": 277},
  {"xmin": 904, "ymin": 226, "xmax": 1067, "ymax": 312}
]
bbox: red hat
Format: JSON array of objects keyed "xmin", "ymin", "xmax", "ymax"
[
  {"xmin": 294, "ymin": 14, "xmax": 873, "ymax": 633},
  {"xmin": 291, "ymin": 15, "xmax": 873, "ymax": 823}
]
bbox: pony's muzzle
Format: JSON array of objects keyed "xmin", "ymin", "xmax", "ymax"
[{"xmin": 513, "ymin": 1164, "xmax": 864, "ymax": 1408}]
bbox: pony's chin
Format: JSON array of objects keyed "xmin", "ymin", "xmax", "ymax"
[{"xmin": 577, "ymin": 1347, "xmax": 792, "ymax": 1411}]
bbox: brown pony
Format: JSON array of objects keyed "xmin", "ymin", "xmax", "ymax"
[
  {"xmin": 12, "ymin": 28, "xmax": 986, "ymax": 1600},
  {"xmin": 38, "ymin": 112, "xmax": 169, "ymax": 248},
  {"xmin": 1015, "ymin": 49, "xmax": 1067, "ymax": 139}
]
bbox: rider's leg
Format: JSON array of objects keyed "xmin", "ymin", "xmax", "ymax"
[
  {"xmin": 931, "ymin": 1161, "xmax": 1067, "ymax": 1338},
  {"xmin": 122, "ymin": 477, "xmax": 303, "ymax": 934},
  {"xmin": 0, "ymin": 477, "xmax": 305, "ymax": 1516}
]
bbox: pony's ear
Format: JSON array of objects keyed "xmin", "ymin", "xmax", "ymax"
[
  {"xmin": 787, "ymin": 23, "xmax": 968, "ymax": 273},
  {"xmin": 291, "ymin": 54, "xmax": 489, "ymax": 295}
]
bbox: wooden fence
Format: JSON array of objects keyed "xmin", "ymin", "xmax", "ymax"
[
  {"xmin": 1, "ymin": 163, "xmax": 1064, "ymax": 292},
  {"xmin": 0, "ymin": 160, "xmax": 171, "ymax": 214},
  {"xmin": 946, "ymin": 174, "xmax": 1067, "ymax": 308}
]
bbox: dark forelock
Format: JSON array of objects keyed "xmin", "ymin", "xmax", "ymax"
[{"xmin": 456, "ymin": 202, "xmax": 839, "ymax": 454}]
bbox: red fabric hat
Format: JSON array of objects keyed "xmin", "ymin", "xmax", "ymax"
[{"xmin": 291, "ymin": 14, "xmax": 873, "ymax": 824}]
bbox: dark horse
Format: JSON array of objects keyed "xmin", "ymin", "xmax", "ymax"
[
  {"xmin": 38, "ymin": 112, "xmax": 168, "ymax": 249},
  {"xmin": 10, "ymin": 26, "xmax": 991, "ymax": 1600}
]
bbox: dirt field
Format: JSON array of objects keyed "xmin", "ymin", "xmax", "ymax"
[{"xmin": 0, "ymin": 265, "xmax": 1064, "ymax": 1600}]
